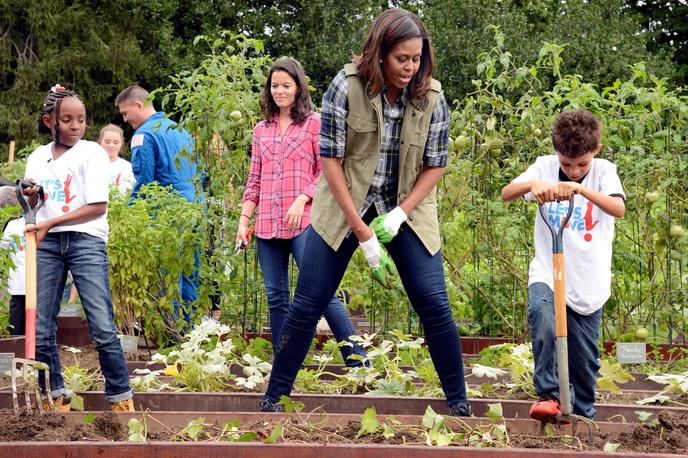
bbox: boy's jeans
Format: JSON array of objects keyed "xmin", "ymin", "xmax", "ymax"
[
  {"xmin": 263, "ymin": 217, "xmax": 468, "ymax": 408},
  {"xmin": 528, "ymin": 282, "xmax": 602, "ymax": 418},
  {"xmin": 36, "ymin": 232, "xmax": 132, "ymax": 402},
  {"xmin": 256, "ymin": 229, "xmax": 367, "ymax": 366}
]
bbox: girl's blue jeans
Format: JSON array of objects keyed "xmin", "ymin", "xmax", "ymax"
[
  {"xmin": 528, "ymin": 282, "xmax": 602, "ymax": 418},
  {"xmin": 262, "ymin": 214, "xmax": 468, "ymax": 408},
  {"xmin": 256, "ymin": 229, "xmax": 366, "ymax": 366},
  {"xmin": 36, "ymin": 232, "xmax": 132, "ymax": 402}
]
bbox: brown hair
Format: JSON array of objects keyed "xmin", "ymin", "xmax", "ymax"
[
  {"xmin": 353, "ymin": 8, "xmax": 435, "ymax": 101},
  {"xmin": 552, "ymin": 110, "xmax": 602, "ymax": 158},
  {"xmin": 115, "ymin": 85, "xmax": 151, "ymax": 106},
  {"xmin": 98, "ymin": 123, "xmax": 124, "ymax": 143},
  {"xmin": 259, "ymin": 58, "xmax": 313, "ymax": 125}
]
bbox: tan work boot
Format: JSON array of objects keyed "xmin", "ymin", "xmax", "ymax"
[
  {"xmin": 110, "ymin": 398, "xmax": 135, "ymax": 412},
  {"xmin": 42, "ymin": 395, "xmax": 72, "ymax": 412}
]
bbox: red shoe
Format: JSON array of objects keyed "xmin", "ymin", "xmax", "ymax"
[{"xmin": 529, "ymin": 398, "xmax": 562, "ymax": 421}]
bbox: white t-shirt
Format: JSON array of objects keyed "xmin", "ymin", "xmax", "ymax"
[
  {"xmin": 513, "ymin": 155, "xmax": 625, "ymax": 315},
  {"xmin": 1, "ymin": 218, "xmax": 25, "ymax": 295},
  {"xmin": 24, "ymin": 140, "xmax": 110, "ymax": 241},
  {"xmin": 109, "ymin": 157, "xmax": 135, "ymax": 193}
]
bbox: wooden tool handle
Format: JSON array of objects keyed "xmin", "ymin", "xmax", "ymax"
[
  {"xmin": 24, "ymin": 228, "xmax": 37, "ymax": 360},
  {"xmin": 553, "ymin": 253, "xmax": 567, "ymax": 337}
]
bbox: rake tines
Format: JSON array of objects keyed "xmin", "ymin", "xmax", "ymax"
[{"xmin": 11, "ymin": 358, "xmax": 52, "ymax": 414}]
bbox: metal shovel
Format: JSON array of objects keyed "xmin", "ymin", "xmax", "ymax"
[
  {"xmin": 11, "ymin": 180, "xmax": 51, "ymax": 413},
  {"xmin": 537, "ymin": 195, "xmax": 595, "ymax": 444}
]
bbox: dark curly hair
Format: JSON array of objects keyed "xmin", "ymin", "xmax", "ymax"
[
  {"xmin": 37, "ymin": 86, "xmax": 82, "ymax": 146},
  {"xmin": 259, "ymin": 58, "xmax": 313, "ymax": 125},
  {"xmin": 552, "ymin": 110, "xmax": 602, "ymax": 158}
]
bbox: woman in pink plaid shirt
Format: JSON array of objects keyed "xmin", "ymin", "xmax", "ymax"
[{"xmin": 237, "ymin": 58, "xmax": 366, "ymax": 365}]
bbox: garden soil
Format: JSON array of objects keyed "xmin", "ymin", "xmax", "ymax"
[
  {"xmin": 0, "ymin": 410, "xmax": 124, "ymax": 441},
  {"xmin": 1, "ymin": 409, "xmax": 687, "ymax": 454}
]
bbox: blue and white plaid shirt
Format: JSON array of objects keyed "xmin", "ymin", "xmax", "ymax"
[{"xmin": 320, "ymin": 70, "xmax": 450, "ymax": 215}]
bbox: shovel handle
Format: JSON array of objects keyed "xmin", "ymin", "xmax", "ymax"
[
  {"xmin": 15, "ymin": 180, "xmax": 45, "ymax": 225},
  {"xmin": 24, "ymin": 230, "xmax": 37, "ymax": 360},
  {"xmin": 537, "ymin": 195, "xmax": 574, "ymax": 337},
  {"xmin": 537, "ymin": 195, "xmax": 575, "ymax": 254}
]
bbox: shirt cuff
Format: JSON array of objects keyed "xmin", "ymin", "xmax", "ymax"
[{"xmin": 424, "ymin": 156, "xmax": 448, "ymax": 168}]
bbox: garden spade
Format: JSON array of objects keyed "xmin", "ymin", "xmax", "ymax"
[
  {"xmin": 537, "ymin": 195, "xmax": 595, "ymax": 445},
  {"xmin": 11, "ymin": 180, "xmax": 52, "ymax": 413}
]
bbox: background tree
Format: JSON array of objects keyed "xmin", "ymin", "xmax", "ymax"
[
  {"xmin": 0, "ymin": 0, "xmax": 682, "ymax": 159},
  {"xmin": 627, "ymin": 0, "xmax": 688, "ymax": 85},
  {"xmin": 415, "ymin": 0, "xmax": 675, "ymax": 103}
]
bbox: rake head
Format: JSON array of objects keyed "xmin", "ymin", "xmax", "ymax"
[
  {"xmin": 11, "ymin": 358, "xmax": 53, "ymax": 414},
  {"xmin": 539, "ymin": 413, "xmax": 596, "ymax": 446}
]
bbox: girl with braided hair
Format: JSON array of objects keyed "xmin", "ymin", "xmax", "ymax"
[{"xmin": 22, "ymin": 84, "xmax": 134, "ymax": 411}]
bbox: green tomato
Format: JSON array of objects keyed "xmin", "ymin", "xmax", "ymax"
[
  {"xmin": 532, "ymin": 128, "xmax": 543, "ymax": 138},
  {"xmin": 645, "ymin": 191, "xmax": 661, "ymax": 203},
  {"xmin": 487, "ymin": 138, "xmax": 504, "ymax": 151},
  {"xmin": 670, "ymin": 224, "xmax": 686, "ymax": 239},
  {"xmin": 230, "ymin": 110, "xmax": 243, "ymax": 121},
  {"xmin": 448, "ymin": 137, "xmax": 456, "ymax": 153},
  {"xmin": 635, "ymin": 327, "xmax": 648, "ymax": 341},
  {"xmin": 455, "ymin": 135, "xmax": 471, "ymax": 150}
]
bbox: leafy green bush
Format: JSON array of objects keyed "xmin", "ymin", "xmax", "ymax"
[{"xmin": 107, "ymin": 184, "xmax": 205, "ymax": 344}]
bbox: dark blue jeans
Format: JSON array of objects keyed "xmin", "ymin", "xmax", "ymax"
[
  {"xmin": 36, "ymin": 232, "xmax": 132, "ymax": 402},
  {"xmin": 256, "ymin": 228, "xmax": 366, "ymax": 366},
  {"xmin": 528, "ymin": 282, "xmax": 602, "ymax": 418},
  {"xmin": 262, "ymin": 218, "xmax": 468, "ymax": 408}
]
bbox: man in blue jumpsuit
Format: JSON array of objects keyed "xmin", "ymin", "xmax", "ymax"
[{"xmin": 116, "ymin": 85, "xmax": 201, "ymax": 325}]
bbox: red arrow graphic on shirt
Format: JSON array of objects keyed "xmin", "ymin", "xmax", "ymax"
[
  {"xmin": 63, "ymin": 175, "xmax": 77, "ymax": 203},
  {"xmin": 584, "ymin": 201, "xmax": 599, "ymax": 231}
]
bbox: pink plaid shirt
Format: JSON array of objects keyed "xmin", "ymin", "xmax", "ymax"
[{"xmin": 242, "ymin": 112, "xmax": 322, "ymax": 239}]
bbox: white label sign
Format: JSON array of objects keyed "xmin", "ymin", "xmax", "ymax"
[
  {"xmin": 616, "ymin": 342, "xmax": 647, "ymax": 364},
  {"xmin": 0, "ymin": 353, "xmax": 13, "ymax": 374}
]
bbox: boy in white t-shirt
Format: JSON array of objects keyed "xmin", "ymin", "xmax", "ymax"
[
  {"xmin": 501, "ymin": 109, "xmax": 626, "ymax": 420},
  {"xmin": 2, "ymin": 217, "xmax": 26, "ymax": 335}
]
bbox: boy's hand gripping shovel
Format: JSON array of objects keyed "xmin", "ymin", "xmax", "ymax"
[
  {"xmin": 537, "ymin": 195, "xmax": 595, "ymax": 445},
  {"xmin": 11, "ymin": 180, "xmax": 52, "ymax": 413}
]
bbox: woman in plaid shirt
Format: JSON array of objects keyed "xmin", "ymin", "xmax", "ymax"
[
  {"xmin": 260, "ymin": 10, "xmax": 472, "ymax": 417},
  {"xmin": 237, "ymin": 58, "xmax": 366, "ymax": 366}
]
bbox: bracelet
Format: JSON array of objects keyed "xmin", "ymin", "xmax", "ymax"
[{"xmin": 240, "ymin": 213, "xmax": 251, "ymax": 220}]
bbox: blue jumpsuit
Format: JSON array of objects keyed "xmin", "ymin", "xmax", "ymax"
[{"xmin": 130, "ymin": 112, "xmax": 201, "ymax": 318}]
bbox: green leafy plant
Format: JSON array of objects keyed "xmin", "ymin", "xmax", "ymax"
[
  {"xmin": 127, "ymin": 418, "xmax": 147, "ymax": 442},
  {"xmin": 596, "ymin": 359, "xmax": 636, "ymax": 393},
  {"xmin": 108, "ymin": 184, "xmax": 206, "ymax": 344}
]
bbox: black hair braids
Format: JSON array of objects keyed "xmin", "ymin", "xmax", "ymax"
[{"xmin": 37, "ymin": 85, "xmax": 81, "ymax": 146}]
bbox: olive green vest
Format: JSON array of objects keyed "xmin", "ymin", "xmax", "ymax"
[{"xmin": 311, "ymin": 63, "xmax": 443, "ymax": 255}]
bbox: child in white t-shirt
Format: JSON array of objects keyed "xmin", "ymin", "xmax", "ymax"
[
  {"xmin": 2, "ymin": 217, "xmax": 26, "ymax": 335},
  {"xmin": 501, "ymin": 109, "xmax": 625, "ymax": 420},
  {"xmin": 98, "ymin": 124, "xmax": 134, "ymax": 193},
  {"xmin": 22, "ymin": 84, "xmax": 133, "ymax": 412}
]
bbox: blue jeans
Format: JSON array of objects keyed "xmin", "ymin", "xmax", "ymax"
[
  {"xmin": 36, "ymin": 232, "xmax": 132, "ymax": 402},
  {"xmin": 528, "ymin": 282, "xmax": 602, "ymax": 418},
  {"xmin": 263, "ymin": 215, "xmax": 468, "ymax": 408},
  {"xmin": 174, "ymin": 249, "xmax": 199, "ymax": 325},
  {"xmin": 256, "ymin": 229, "xmax": 366, "ymax": 366}
]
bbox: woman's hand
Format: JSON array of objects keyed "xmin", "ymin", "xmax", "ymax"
[
  {"xmin": 24, "ymin": 221, "xmax": 51, "ymax": 247},
  {"xmin": 284, "ymin": 194, "xmax": 310, "ymax": 230},
  {"xmin": 236, "ymin": 220, "xmax": 251, "ymax": 246}
]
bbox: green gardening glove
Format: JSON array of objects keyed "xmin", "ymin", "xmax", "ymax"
[
  {"xmin": 372, "ymin": 246, "xmax": 397, "ymax": 289},
  {"xmin": 370, "ymin": 206, "xmax": 408, "ymax": 244},
  {"xmin": 359, "ymin": 232, "xmax": 397, "ymax": 289}
]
